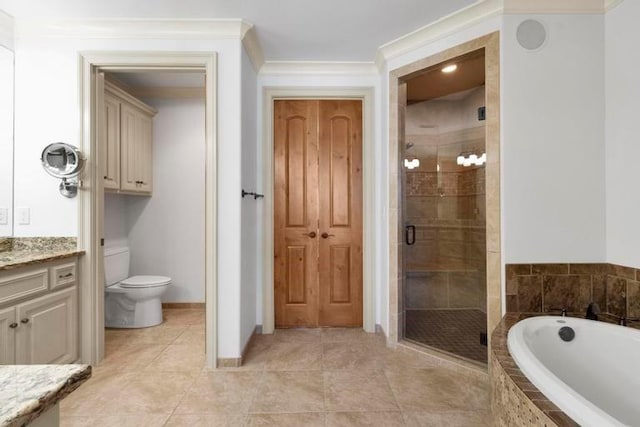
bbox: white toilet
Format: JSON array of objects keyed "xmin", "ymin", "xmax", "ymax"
[{"xmin": 104, "ymin": 246, "xmax": 171, "ymax": 328}]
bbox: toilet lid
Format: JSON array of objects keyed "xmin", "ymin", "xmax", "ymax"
[{"xmin": 120, "ymin": 275, "xmax": 171, "ymax": 288}]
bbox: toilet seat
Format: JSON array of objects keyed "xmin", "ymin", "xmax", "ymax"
[{"xmin": 120, "ymin": 275, "xmax": 171, "ymax": 288}]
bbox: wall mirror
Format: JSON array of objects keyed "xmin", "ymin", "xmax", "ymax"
[
  {"xmin": 41, "ymin": 143, "xmax": 85, "ymax": 198},
  {"xmin": 0, "ymin": 44, "xmax": 14, "ymax": 237}
]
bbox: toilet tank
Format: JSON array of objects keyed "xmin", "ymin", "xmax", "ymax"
[{"xmin": 104, "ymin": 247, "xmax": 130, "ymax": 287}]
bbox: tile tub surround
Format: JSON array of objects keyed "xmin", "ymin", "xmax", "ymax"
[
  {"xmin": 0, "ymin": 364, "xmax": 91, "ymax": 427},
  {"xmin": 0, "ymin": 237, "xmax": 82, "ymax": 271},
  {"xmin": 62, "ymin": 308, "xmax": 492, "ymax": 425},
  {"xmin": 491, "ymin": 313, "xmax": 577, "ymax": 427},
  {"xmin": 505, "ymin": 263, "xmax": 640, "ymax": 321}
]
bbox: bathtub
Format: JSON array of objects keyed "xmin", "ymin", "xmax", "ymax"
[{"xmin": 507, "ymin": 316, "xmax": 640, "ymax": 427}]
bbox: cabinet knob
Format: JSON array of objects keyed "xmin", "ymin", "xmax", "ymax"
[
  {"xmin": 20, "ymin": 318, "xmax": 29, "ymax": 324},
  {"xmin": 9, "ymin": 322, "xmax": 17, "ymax": 329}
]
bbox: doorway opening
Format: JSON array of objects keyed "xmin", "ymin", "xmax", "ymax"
[
  {"xmin": 261, "ymin": 88, "xmax": 376, "ymax": 334},
  {"xmin": 100, "ymin": 70, "xmax": 206, "ymax": 364},
  {"xmin": 388, "ymin": 33, "xmax": 501, "ymax": 369},
  {"xmin": 273, "ymin": 99, "xmax": 363, "ymax": 328},
  {"xmin": 78, "ymin": 53, "xmax": 217, "ymax": 368}
]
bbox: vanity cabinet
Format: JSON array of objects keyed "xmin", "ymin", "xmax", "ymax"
[
  {"xmin": 102, "ymin": 80, "xmax": 156, "ymax": 195},
  {"xmin": 0, "ymin": 258, "xmax": 79, "ymax": 365}
]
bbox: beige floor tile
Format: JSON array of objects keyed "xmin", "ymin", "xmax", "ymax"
[
  {"xmin": 174, "ymin": 371, "xmax": 261, "ymax": 414},
  {"xmin": 163, "ymin": 309, "xmax": 205, "ymax": 326},
  {"xmin": 247, "ymin": 413, "xmax": 325, "ymax": 426},
  {"xmin": 60, "ymin": 414, "xmax": 169, "ymax": 427},
  {"xmin": 402, "ymin": 410, "xmax": 492, "ymax": 426},
  {"xmin": 96, "ymin": 371, "xmax": 197, "ymax": 415},
  {"xmin": 61, "ymin": 367, "xmax": 130, "ymax": 414},
  {"xmin": 320, "ymin": 328, "xmax": 378, "ymax": 343},
  {"xmin": 322, "ymin": 342, "xmax": 384, "ymax": 371},
  {"xmin": 164, "ymin": 413, "xmax": 248, "ymax": 427},
  {"xmin": 264, "ymin": 342, "xmax": 322, "ymax": 371},
  {"xmin": 381, "ymin": 347, "xmax": 441, "ymax": 372},
  {"xmin": 174, "ymin": 325, "xmax": 205, "ymax": 345},
  {"xmin": 60, "ymin": 398, "xmax": 111, "ymax": 417},
  {"xmin": 385, "ymin": 368, "xmax": 489, "ymax": 412},
  {"xmin": 324, "ymin": 370, "xmax": 399, "ymax": 412},
  {"xmin": 273, "ymin": 328, "xmax": 322, "ymax": 343},
  {"xmin": 125, "ymin": 324, "xmax": 188, "ymax": 345},
  {"xmin": 145, "ymin": 344, "xmax": 206, "ymax": 372},
  {"xmin": 231, "ymin": 339, "xmax": 271, "ymax": 371},
  {"xmin": 98, "ymin": 344, "xmax": 166, "ymax": 370},
  {"xmin": 325, "ymin": 411, "xmax": 405, "ymax": 427},
  {"xmin": 250, "ymin": 371, "xmax": 325, "ymax": 413}
]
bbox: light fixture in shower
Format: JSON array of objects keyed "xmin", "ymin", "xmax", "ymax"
[
  {"xmin": 404, "ymin": 158, "xmax": 420, "ymax": 169},
  {"xmin": 456, "ymin": 152, "xmax": 486, "ymax": 167},
  {"xmin": 442, "ymin": 64, "xmax": 457, "ymax": 73}
]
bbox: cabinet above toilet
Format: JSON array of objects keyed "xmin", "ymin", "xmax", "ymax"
[{"xmin": 101, "ymin": 79, "xmax": 157, "ymax": 196}]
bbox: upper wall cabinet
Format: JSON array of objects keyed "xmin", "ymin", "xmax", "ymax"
[{"xmin": 101, "ymin": 81, "xmax": 156, "ymax": 196}]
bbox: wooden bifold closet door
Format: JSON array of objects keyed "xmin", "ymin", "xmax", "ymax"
[{"xmin": 274, "ymin": 99, "xmax": 363, "ymax": 328}]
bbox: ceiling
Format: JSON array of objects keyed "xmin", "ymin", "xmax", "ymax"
[
  {"xmin": 407, "ymin": 49, "xmax": 485, "ymax": 103},
  {"xmin": 0, "ymin": 0, "xmax": 477, "ymax": 61}
]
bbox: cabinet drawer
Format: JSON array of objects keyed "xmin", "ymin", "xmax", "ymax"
[
  {"xmin": 50, "ymin": 262, "xmax": 77, "ymax": 290},
  {"xmin": 0, "ymin": 268, "xmax": 48, "ymax": 306}
]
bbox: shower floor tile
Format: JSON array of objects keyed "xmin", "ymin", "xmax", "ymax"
[{"xmin": 405, "ymin": 309, "xmax": 487, "ymax": 364}]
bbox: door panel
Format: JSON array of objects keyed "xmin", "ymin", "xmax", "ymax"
[
  {"xmin": 318, "ymin": 100, "xmax": 363, "ymax": 326},
  {"xmin": 15, "ymin": 287, "xmax": 77, "ymax": 364},
  {"xmin": 274, "ymin": 99, "xmax": 362, "ymax": 328},
  {"xmin": 274, "ymin": 100, "xmax": 319, "ymax": 327}
]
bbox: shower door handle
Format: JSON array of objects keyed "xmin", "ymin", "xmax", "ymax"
[{"xmin": 405, "ymin": 225, "xmax": 416, "ymax": 245}]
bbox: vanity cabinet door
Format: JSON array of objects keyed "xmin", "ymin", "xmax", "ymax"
[
  {"xmin": 15, "ymin": 286, "xmax": 77, "ymax": 365},
  {"xmin": 102, "ymin": 92, "xmax": 121, "ymax": 190},
  {"xmin": 0, "ymin": 307, "xmax": 16, "ymax": 364}
]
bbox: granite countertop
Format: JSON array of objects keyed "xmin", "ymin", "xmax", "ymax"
[
  {"xmin": 0, "ymin": 237, "xmax": 84, "ymax": 272},
  {"xmin": 0, "ymin": 364, "xmax": 91, "ymax": 427},
  {"xmin": 0, "ymin": 249, "xmax": 85, "ymax": 272}
]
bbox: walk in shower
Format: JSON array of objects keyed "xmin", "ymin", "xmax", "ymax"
[{"xmin": 401, "ymin": 52, "xmax": 488, "ymax": 364}]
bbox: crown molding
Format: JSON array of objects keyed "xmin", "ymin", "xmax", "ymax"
[
  {"xmin": 375, "ymin": 0, "xmax": 503, "ymax": 69},
  {"xmin": 503, "ymin": 0, "xmax": 613, "ymax": 14},
  {"xmin": 14, "ymin": 18, "xmax": 251, "ymax": 40},
  {"xmin": 605, "ymin": 0, "xmax": 624, "ymax": 12},
  {"xmin": 242, "ymin": 25, "xmax": 264, "ymax": 72},
  {"xmin": 0, "ymin": 10, "xmax": 14, "ymax": 50},
  {"xmin": 259, "ymin": 61, "xmax": 378, "ymax": 76}
]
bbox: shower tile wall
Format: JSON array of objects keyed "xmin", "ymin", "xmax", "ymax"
[
  {"xmin": 404, "ymin": 167, "xmax": 486, "ymax": 312},
  {"xmin": 505, "ymin": 262, "xmax": 640, "ymax": 319}
]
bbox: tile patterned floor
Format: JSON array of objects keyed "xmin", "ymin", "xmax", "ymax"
[
  {"xmin": 405, "ymin": 309, "xmax": 488, "ymax": 364},
  {"xmin": 61, "ymin": 309, "xmax": 491, "ymax": 426}
]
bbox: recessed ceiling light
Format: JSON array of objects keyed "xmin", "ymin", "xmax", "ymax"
[{"xmin": 442, "ymin": 64, "xmax": 457, "ymax": 73}]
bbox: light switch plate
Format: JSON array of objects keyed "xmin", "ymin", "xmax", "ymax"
[
  {"xmin": 17, "ymin": 207, "xmax": 30, "ymax": 225},
  {"xmin": 0, "ymin": 208, "xmax": 7, "ymax": 225}
]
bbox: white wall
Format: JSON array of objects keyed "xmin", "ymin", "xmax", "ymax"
[
  {"xmin": 605, "ymin": 0, "xmax": 640, "ymax": 269},
  {"xmin": 126, "ymin": 97, "xmax": 206, "ymax": 303},
  {"xmin": 240, "ymin": 48, "xmax": 258, "ymax": 348},
  {"xmin": 501, "ymin": 13, "xmax": 606, "ymax": 263},
  {"xmin": 11, "ymin": 33, "xmax": 243, "ymax": 358},
  {"xmin": 103, "ymin": 193, "xmax": 128, "ymax": 249}
]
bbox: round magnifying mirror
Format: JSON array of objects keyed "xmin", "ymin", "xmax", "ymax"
[{"xmin": 41, "ymin": 142, "xmax": 84, "ymax": 178}]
